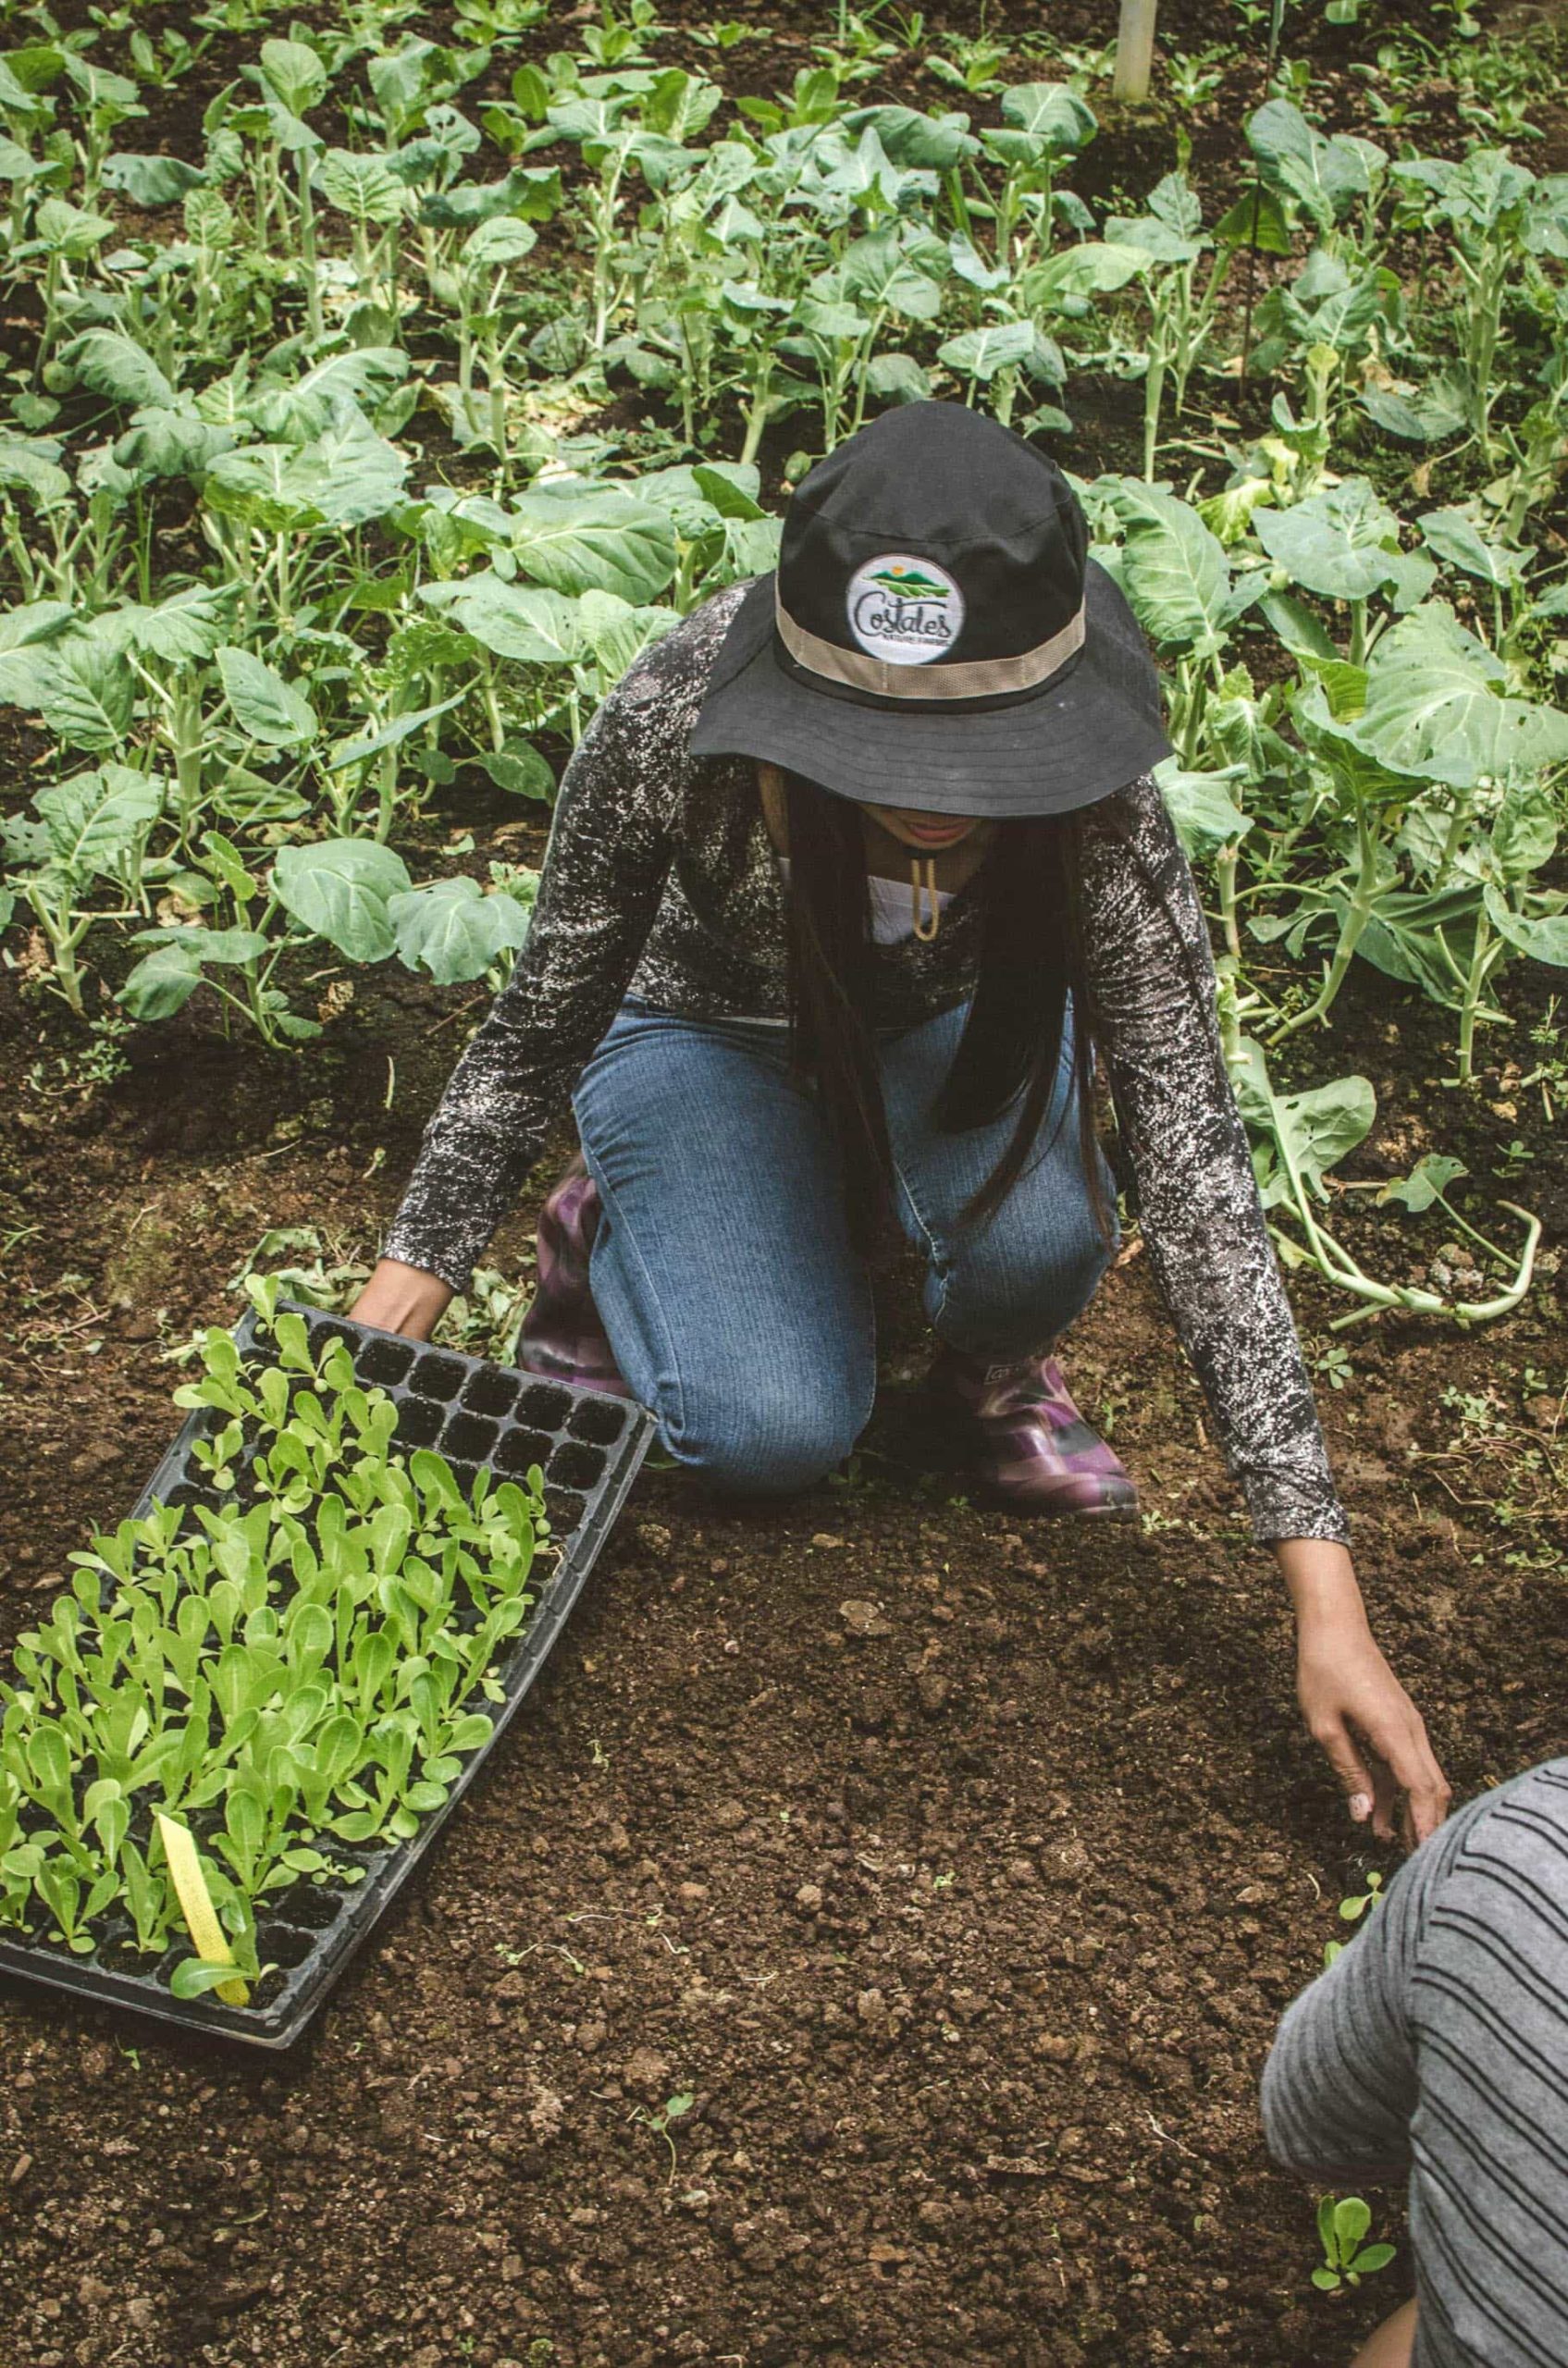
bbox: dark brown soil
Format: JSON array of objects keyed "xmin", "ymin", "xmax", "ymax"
[
  {"xmin": 3, "ymin": 840, "xmax": 1567, "ymax": 2368},
  {"xmin": 5, "ymin": 6, "xmax": 1568, "ymax": 2364}
]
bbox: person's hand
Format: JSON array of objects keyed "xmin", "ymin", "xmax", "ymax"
[
  {"xmin": 1277, "ymin": 1538, "xmax": 1451, "ymax": 1849},
  {"xmin": 349, "ymin": 1257, "xmax": 454, "ymax": 1342}
]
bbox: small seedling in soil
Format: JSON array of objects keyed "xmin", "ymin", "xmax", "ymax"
[
  {"xmin": 631, "ymin": 2089, "xmax": 695, "ymax": 2184},
  {"xmin": 1314, "ymin": 2195, "xmax": 1396, "ymax": 2292},
  {"xmin": 1324, "ymin": 1868, "xmax": 1386, "ymax": 1967}
]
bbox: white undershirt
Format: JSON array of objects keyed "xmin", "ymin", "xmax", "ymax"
[{"xmin": 776, "ymin": 857, "xmax": 954, "ymax": 946}]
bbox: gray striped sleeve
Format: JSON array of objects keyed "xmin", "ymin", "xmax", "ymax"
[{"xmin": 1261, "ymin": 1763, "xmax": 1568, "ymax": 2368}]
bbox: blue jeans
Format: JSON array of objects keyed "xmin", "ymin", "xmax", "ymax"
[{"xmin": 571, "ymin": 998, "xmax": 1115, "ymax": 1495}]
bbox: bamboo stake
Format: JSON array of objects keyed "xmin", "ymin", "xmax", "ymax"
[{"xmin": 1113, "ymin": 0, "xmax": 1158, "ymax": 101}]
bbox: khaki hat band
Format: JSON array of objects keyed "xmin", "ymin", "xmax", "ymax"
[{"xmin": 774, "ymin": 590, "xmax": 1087, "ymax": 703}]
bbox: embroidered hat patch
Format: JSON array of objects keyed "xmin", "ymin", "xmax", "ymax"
[{"xmin": 845, "ymin": 553, "xmax": 964, "ymax": 666}]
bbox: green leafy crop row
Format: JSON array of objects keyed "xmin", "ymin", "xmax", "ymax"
[
  {"xmin": 0, "ymin": 11, "xmax": 1565, "ymax": 1318},
  {"xmin": 0, "ymin": 1288, "xmax": 546, "ymax": 2000}
]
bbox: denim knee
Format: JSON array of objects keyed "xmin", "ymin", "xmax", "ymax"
[
  {"xmin": 941, "ymin": 1205, "xmax": 1114, "ymax": 1354},
  {"xmin": 668, "ymin": 1376, "xmax": 868, "ymax": 1497}
]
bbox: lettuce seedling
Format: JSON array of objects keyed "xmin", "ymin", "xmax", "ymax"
[{"xmin": 0, "ymin": 1303, "xmax": 547, "ymax": 1995}]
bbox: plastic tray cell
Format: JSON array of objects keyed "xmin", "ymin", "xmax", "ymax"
[{"xmin": 0, "ymin": 1301, "xmax": 653, "ymax": 2050}]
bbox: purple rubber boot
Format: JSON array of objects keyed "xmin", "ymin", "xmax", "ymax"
[
  {"xmin": 926, "ymin": 1345, "xmax": 1138, "ymax": 1518},
  {"xmin": 517, "ymin": 1157, "xmax": 632, "ymax": 1399}
]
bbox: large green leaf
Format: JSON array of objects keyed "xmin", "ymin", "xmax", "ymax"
[
  {"xmin": 36, "ymin": 765, "xmax": 163, "ymax": 879},
  {"xmin": 996, "ymin": 82, "xmax": 1095, "ymax": 157},
  {"xmin": 1105, "ymin": 482, "xmax": 1246, "ymax": 655},
  {"xmin": 1231, "ymin": 1037, "xmax": 1376, "ymax": 1208},
  {"xmin": 0, "ymin": 438, "xmax": 70, "ymax": 508},
  {"xmin": 388, "ymin": 874, "xmax": 532, "ymax": 983},
  {"xmin": 1484, "ymin": 883, "xmax": 1568, "ymax": 968},
  {"xmin": 204, "ymin": 443, "xmax": 312, "ymax": 533},
  {"xmin": 1247, "ymin": 99, "xmax": 1384, "ymax": 227},
  {"xmin": 1490, "ymin": 786, "xmax": 1557, "ymax": 883},
  {"xmin": 1417, "ymin": 508, "xmax": 1525, "ymax": 592},
  {"xmin": 315, "ymin": 147, "xmax": 406, "ymax": 227},
  {"xmin": 461, "ymin": 213, "xmax": 537, "ymax": 269},
  {"xmin": 1253, "ymin": 478, "xmax": 1426, "ymax": 606},
  {"xmin": 272, "ymin": 838, "xmax": 412, "ymax": 961},
  {"xmin": 117, "ymin": 940, "xmax": 204, "ymax": 1021},
  {"xmin": 643, "ymin": 66, "xmax": 723, "ymax": 143},
  {"xmin": 574, "ymin": 589, "xmax": 680, "ymax": 685},
  {"xmin": 508, "ymin": 487, "xmax": 678, "ymax": 604},
  {"xmin": 0, "ymin": 599, "xmax": 72, "ymax": 652},
  {"xmin": 1359, "ymin": 381, "xmax": 1467, "ymax": 444},
  {"xmin": 118, "ymin": 585, "xmax": 235, "ymax": 667},
  {"xmin": 0, "ymin": 637, "xmax": 135, "ymax": 749},
  {"xmin": 245, "ymin": 349, "xmax": 410, "ymax": 442},
  {"xmin": 58, "ymin": 330, "xmax": 175, "ymax": 411},
  {"xmin": 1293, "ymin": 682, "xmax": 1414, "ymax": 810},
  {"xmin": 33, "ymin": 196, "xmax": 115, "ymax": 257},
  {"xmin": 216, "ymin": 647, "xmax": 319, "ymax": 747},
  {"xmin": 114, "ymin": 403, "xmax": 235, "ymax": 483},
  {"xmin": 258, "ymin": 35, "xmax": 329, "ymax": 117},
  {"xmin": 204, "ymin": 413, "xmax": 407, "ymax": 534},
  {"xmin": 419, "ymin": 574, "xmax": 582, "ymax": 666},
  {"xmin": 100, "ymin": 152, "xmax": 204, "ymax": 207},
  {"xmin": 938, "ymin": 320, "xmax": 1036, "ymax": 382},
  {"xmin": 1355, "ymin": 605, "xmax": 1568, "ymax": 785},
  {"xmin": 297, "ymin": 410, "xmax": 409, "ymax": 530},
  {"xmin": 1023, "ymin": 240, "xmax": 1148, "ymax": 310},
  {"xmin": 1154, "ymin": 760, "xmax": 1251, "ymax": 857},
  {"xmin": 840, "ymin": 105, "xmax": 977, "ymax": 173},
  {"xmin": 837, "ymin": 228, "xmax": 943, "ymax": 322}
]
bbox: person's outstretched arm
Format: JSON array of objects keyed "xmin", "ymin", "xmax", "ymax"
[{"xmin": 1081, "ymin": 774, "xmax": 1449, "ymax": 1844}]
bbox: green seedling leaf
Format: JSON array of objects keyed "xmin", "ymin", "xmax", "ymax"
[
  {"xmin": 169, "ymin": 1955, "xmax": 253, "ymax": 1999},
  {"xmin": 1378, "ymin": 1155, "xmax": 1467, "ymax": 1213}
]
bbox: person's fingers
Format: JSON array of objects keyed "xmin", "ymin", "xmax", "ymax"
[
  {"xmin": 1367, "ymin": 1751, "xmax": 1400, "ymax": 1845},
  {"xmin": 1310, "ymin": 1714, "xmax": 1377, "ymax": 1828},
  {"xmin": 1382, "ymin": 1718, "xmax": 1451, "ymax": 1847},
  {"xmin": 1351, "ymin": 1708, "xmax": 1451, "ymax": 1849}
]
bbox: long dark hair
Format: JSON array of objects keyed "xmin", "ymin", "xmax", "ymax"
[{"xmin": 782, "ymin": 770, "xmax": 1114, "ymax": 1262}]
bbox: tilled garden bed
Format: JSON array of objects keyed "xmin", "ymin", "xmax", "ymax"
[{"xmin": 1, "ymin": 940, "xmax": 1565, "ymax": 2368}]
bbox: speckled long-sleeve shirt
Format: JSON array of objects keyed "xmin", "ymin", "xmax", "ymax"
[{"xmin": 385, "ymin": 585, "xmax": 1348, "ymax": 1546}]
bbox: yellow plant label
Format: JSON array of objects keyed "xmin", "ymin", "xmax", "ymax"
[{"xmin": 155, "ymin": 1813, "xmax": 250, "ymax": 2007}]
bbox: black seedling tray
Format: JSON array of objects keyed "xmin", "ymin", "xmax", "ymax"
[{"xmin": 0, "ymin": 1302, "xmax": 652, "ymax": 2050}]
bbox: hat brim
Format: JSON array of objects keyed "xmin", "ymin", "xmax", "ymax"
[{"xmin": 687, "ymin": 560, "xmax": 1173, "ymax": 818}]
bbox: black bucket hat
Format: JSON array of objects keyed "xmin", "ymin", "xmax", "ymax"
[{"xmin": 689, "ymin": 401, "xmax": 1171, "ymax": 817}]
